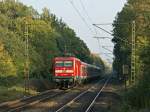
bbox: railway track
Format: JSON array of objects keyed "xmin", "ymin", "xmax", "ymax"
[
  {"xmin": 0, "ymin": 78, "xmax": 107, "ymax": 112},
  {"xmin": 0, "ymin": 89, "xmax": 66, "ymax": 112},
  {"xmin": 54, "ymin": 78, "xmax": 110, "ymax": 112}
]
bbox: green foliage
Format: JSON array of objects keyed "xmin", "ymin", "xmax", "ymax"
[
  {"xmin": 0, "ymin": 1, "xmax": 104, "ymax": 80},
  {"xmin": 112, "ymin": 0, "xmax": 150, "ymax": 110}
]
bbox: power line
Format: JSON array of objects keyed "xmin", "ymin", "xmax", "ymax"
[
  {"xmin": 93, "ymin": 24, "xmax": 133, "ymax": 45},
  {"xmin": 102, "ymin": 46, "xmax": 113, "ymax": 53},
  {"xmin": 94, "ymin": 23, "xmax": 113, "ymax": 25},
  {"xmin": 100, "ymin": 53, "xmax": 112, "ymax": 54},
  {"xmin": 93, "ymin": 36, "xmax": 112, "ymax": 39},
  {"xmin": 68, "ymin": 0, "xmax": 94, "ymax": 35},
  {"xmin": 94, "ymin": 23, "xmax": 130, "ymax": 25},
  {"xmin": 93, "ymin": 24, "xmax": 113, "ymax": 35},
  {"xmin": 79, "ymin": 0, "xmax": 92, "ymax": 24},
  {"xmin": 79, "ymin": 0, "xmax": 97, "ymax": 35},
  {"xmin": 97, "ymin": 52, "xmax": 114, "ymax": 59},
  {"xmin": 97, "ymin": 38, "xmax": 101, "ymax": 54},
  {"xmin": 93, "ymin": 24, "xmax": 145, "ymax": 46}
]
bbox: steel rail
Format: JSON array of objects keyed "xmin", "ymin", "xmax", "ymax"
[
  {"xmin": 0, "ymin": 89, "xmax": 65, "ymax": 112},
  {"xmin": 55, "ymin": 78, "xmax": 106, "ymax": 112},
  {"xmin": 85, "ymin": 78, "xmax": 110, "ymax": 112},
  {"xmin": 0, "ymin": 89, "xmax": 53, "ymax": 108},
  {"xmin": 8, "ymin": 92, "xmax": 64, "ymax": 112}
]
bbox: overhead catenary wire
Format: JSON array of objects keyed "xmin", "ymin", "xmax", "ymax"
[
  {"xmin": 79, "ymin": 0, "xmax": 92, "ymax": 24},
  {"xmin": 93, "ymin": 24, "xmax": 145, "ymax": 46},
  {"xmin": 79, "ymin": 0, "xmax": 97, "ymax": 35},
  {"xmin": 93, "ymin": 24, "xmax": 133, "ymax": 45},
  {"xmin": 98, "ymin": 53, "xmax": 114, "ymax": 59},
  {"xmin": 97, "ymin": 38, "xmax": 102, "ymax": 54},
  {"xmin": 68, "ymin": 0, "xmax": 114, "ymax": 64},
  {"xmin": 94, "ymin": 23, "xmax": 113, "ymax": 25},
  {"xmin": 78, "ymin": 0, "xmax": 113, "ymax": 62},
  {"xmin": 102, "ymin": 46, "xmax": 113, "ymax": 53},
  {"xmin": 68, "ymin": 0, "xmax": 94, "ymax": 35}
]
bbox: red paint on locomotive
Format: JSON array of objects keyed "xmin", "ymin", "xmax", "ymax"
[
  {"xmin": 54, "ymin": 57, "xmax": 81, "ymax": 77},
  {"xmin": 52, "ymin": 57, "xmax": 101, "ymax": 87}
]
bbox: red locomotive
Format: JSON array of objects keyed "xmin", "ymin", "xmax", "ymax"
[{"xmin": 52, "ymin": 57, "xmax": 102, "ymax": 88}]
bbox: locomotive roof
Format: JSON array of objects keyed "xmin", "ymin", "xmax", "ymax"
[
  {"xmin": 54, "ymin": 57, "xmax": 80, "ymax": 61},
  {"xmin": 54, "ymin": 57, "xmax": 101, "ymax": 70},
  {"xmin": 81, "ymin": 62, "xmax": 101, "ymax": 70}
]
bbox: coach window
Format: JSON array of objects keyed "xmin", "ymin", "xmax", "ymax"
[{"xmin": 64, "ymin": 61, "xmax": 73, "ymax": 67}]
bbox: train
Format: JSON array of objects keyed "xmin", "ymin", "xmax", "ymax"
[{"xmin": 52, "ymin": 57, "xmax": 102, "ymax": 88}]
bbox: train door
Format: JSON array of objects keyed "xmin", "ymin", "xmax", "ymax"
[
  {"xmin": 74, "ymin": 59, "xmax": 78, "ymax": 82},
  {"xmin": 76, "ymin": 60, "xmax": 79, "ymax": 78}
]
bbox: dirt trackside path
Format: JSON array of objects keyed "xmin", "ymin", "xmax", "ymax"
[{"xmin": 89, "ymin": 78, "xmax": 123, "ymax": 112}]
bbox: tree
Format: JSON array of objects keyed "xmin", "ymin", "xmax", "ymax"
[{"xmin": 112, "ymin": 0, "xmax": 150, "ymax": 110}]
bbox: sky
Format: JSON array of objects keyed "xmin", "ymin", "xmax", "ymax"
[{"xmin": 19, "ymin": 0, "xmax": 127, "ymax": 64}]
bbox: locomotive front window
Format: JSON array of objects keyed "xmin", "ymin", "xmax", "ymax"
[
  {"xmin": 55, "ymin": 61, "xmax": 64, "ymax": 67},
  {"xmin": 64, "ymin": 61, "xmax": 73, "ymax": 67}
]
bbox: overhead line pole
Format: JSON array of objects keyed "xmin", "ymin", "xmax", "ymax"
[
  {"xmin": 24, "ymin": 21, "xmax": 29, "ymax": 95},
  {"xmin": 93, "ymin": 23, "xmax": 145, "ymax": 46},
  {"xmin": 94, "ymin": 22, "xmax": 138, "ymax": 84},
  {"xmin": 23, "ymin": 18, "xmax": 53, "ymax": 95},
  {"xmin": 93, "ymin": 24, "xmax": 133, "ymax": 45},
  {"xmin": 131, "ymin": 21, "xmax": 136, "ymax": 84}
]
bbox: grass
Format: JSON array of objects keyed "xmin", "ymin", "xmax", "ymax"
[
  {"xmin": 0, "ymin": 86, "xmax": 23, "ymax": 103},
  {"xmin": 0, "ymin": 78, "xmax": 39, "ymax": 103}
]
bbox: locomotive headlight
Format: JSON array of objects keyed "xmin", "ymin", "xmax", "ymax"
[
  {"xmin": 55, "ymin": 70, "xmax": 73, "ymax": 73},
  {"xmin": 66, "ymin": 70, "xmax": 73, "ymax": 73},
  {"xmin": 55, "ymin": 70, "xmax": 63, "ymax": 73}
]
